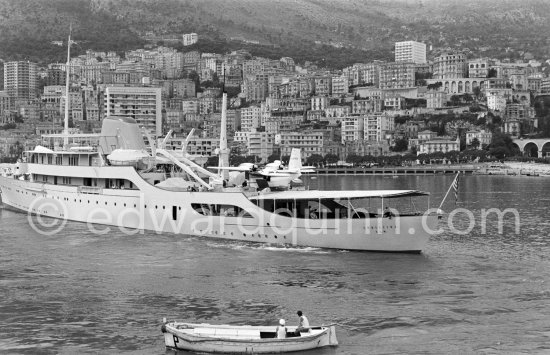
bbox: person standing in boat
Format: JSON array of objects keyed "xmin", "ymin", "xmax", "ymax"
[
  {"xmin": 276, "ymin": 319, "xmax": 287, "ymax": 339},
  {"xmin": 295, "ymin": 311, "xmax": 310, "ymax": 335}
]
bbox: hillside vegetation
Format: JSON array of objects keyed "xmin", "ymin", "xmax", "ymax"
[{"xmin": 1, "ymin": 0, "xmax": 549, "ymax": 67}]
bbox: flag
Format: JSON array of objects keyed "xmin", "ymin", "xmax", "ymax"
[{"xmin": 452, "ymin": 173, "xmax": 460, "ymax": 204}]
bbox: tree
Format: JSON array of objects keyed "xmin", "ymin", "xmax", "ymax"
[
  {"xmin": 469, "ymin": 137, "xmax": 480, "ymax": 150},
  {"xmin": 345, "ymin": 154, "xmax": 363, "ymax": 166},
  {"xmin": 324, "ymin": 153, "xmax": 339, "ymax": 165},
  {"xmin": 487, "ymin": 132, "xmax": 519, "ymax": 159},
  {"xmin": 306, "ymin": 154, "xmax": 324, "ymax": 167},
  {"xmin": 427, "ymin": 82, "xmax": 443, "ymax": 91},
  {"xmin": 450, "ymin": 95, "xmax": 461, "ymax": 106},
  {"xmin": 391, "ymin": 138, "xmax": 409, "ymax": 152}
]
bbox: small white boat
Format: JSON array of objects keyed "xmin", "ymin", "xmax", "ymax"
[{"xmin": 161, "ymin": 321, "xmax": 338, "ymax": 353}]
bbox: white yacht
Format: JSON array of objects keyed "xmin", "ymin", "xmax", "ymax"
[
  {"xmin": 0, "ymin": 103, "xmax": 438, "ymax": 252},
  {"xmin": 0, "ymin": 34, "xmax": 439, "ymax": 252}
]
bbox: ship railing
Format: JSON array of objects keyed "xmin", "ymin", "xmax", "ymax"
[{"xmin": 78, "ymin": 186, "xmax": 103, "ymax": 194}]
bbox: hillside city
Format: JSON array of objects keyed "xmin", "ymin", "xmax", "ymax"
[{"xmin": 1, "ymin": 33, "xmax": 550, "ymax": 166}]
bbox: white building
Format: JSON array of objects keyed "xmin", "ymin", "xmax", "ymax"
[
  {"xmin": 363, "ymin": 113, "xmax": 395, "ymax": 142},
  {"xmin": 182, "ymin": 33, "xmax": 198, "ymax": 46},
  {"xmin": 417, "ymin": 137, "xmax": 460, "ymax": 155},
  {"xmin": 487, "ymin": 91, "xmax": 507, "ymax": 111},
  {"xmin": 331, "ymin": 74, "xmax": 349, "ymax": 96},
  {"xmin": 325, "ymin": 105, "xmax": 351, "ymax": 118},
  {"xmin": 311, "ymin": 96, "xmax": 329, "ymax": 111},
  {"xmin": 104, "ymin": 86, "xmax": 162, "ymax": 136},
  {"xmin": 233, "ymin": 131, "xmax": 250, "ymax": 144},
  {"xmin": 395, "ymin": 41, "xmax": 426, "ymax": 64},
  {"xmin": 341, "ymin": 116, "xmax": 364, "ymax": 144},
  {"xmin": 240, "ymin": 106, "xmax": 262, "ymax": 132},
  {"xmin": 279, "ymin": 131, "xmax": 326, "ymax": 158}
]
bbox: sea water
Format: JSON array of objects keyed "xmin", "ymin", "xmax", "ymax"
[{"xmin": 0, "ymin": 175, "xmax": 549, "ymax": 354}]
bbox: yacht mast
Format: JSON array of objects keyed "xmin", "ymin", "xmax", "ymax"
[
  {"xmin": 218, "ymin": 92, "xmax": 229, "ymax": 180},
  {"xmin": 63, "ymin": 25, "xmax": 72, "ymax": 146}
]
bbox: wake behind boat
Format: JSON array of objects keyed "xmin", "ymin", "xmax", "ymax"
[{"xmin": 161, "ymin": 320, "xmax": 338, "ymax": 354}]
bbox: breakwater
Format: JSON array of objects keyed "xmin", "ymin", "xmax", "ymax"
[{"xmin": 307, "ymin": 165, "xmax": 477, "ymax": 176}]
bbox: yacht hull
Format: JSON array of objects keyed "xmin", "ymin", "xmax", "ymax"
[{"xmin": 0, "ymin": 175, "xmax": 438, "ymax": 252}]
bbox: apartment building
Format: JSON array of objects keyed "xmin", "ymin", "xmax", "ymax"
[
  {"xmin": 4, "ymin": 61, "xmax": 38, "ymax": 99},
  {"xmin": 341, "ymin": 116, "xmax": 364, "ymax": 143},
  {"xmin": 395, "ymin": 41, "xmax": 426, "ymax": 64},
  {"xmin": 325, "ymin": 105, "xmax": 351, "ymax": 118},
  {"xmin": 363, "ymin": 113, "xmax": 395, "ymax": 142},
  {"xmin": 242, "ymin": 73, "xmax": 269, "ymax": 102},
  {"xmin": 426, "ymin": 91, "xmax": 447, "ymax": 109},
  {"xmin": 343, "ymin": 63, "xmax": 381, "ymax": 87},
  {"xmin": 352, "ymin": 99, "xmax": 382, "ymax": 114},
  {"xmin": 279, "ymin": 131, "xmax": 326, "ymax": 158},
  {"xmin": 240, "ymin": 106, "xmax": 262, "ymax": 132},
  {"xmin": 432, "ymin": 53, "xmax": 467, "ymax": 79},
  {"xmin": 182, "ymin": 33, "xmax": 198, "ymax": 46},
  {"xmin": 247, "ymin": 131, "xmax": 274, "ymax": 162},
  {"xmin": 379, "ymin": 62, "xmax": 415, "ymax": 89},
  {"xmin": 313, "ymin": 76, "xmax": 332, "ymax": 96},
  {"xmin": 468, "ymin": 58, "xmax": 490, "ymax": 78},
  {"xmin": 311, "ymin": 96, "xmax": 329, "ymax": 111},
  {"xmin": 331, "ymin": 74, "xmax": 349, "ymax": 96},
  {"xmin": 487, "ymin": 91, "xmax": 507, "ymax": 111},
  {"xmin": 104, "ymin": 86, "xmax": 162, "ymax": 136}
]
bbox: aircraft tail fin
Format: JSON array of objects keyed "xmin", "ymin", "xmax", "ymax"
[{"xmin": 288, "ymin": 148, "xmax": 302, "ymax": 172}]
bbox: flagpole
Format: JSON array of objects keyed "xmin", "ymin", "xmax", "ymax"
[{"xmin": 437, "ymin": 172, "xmax": 460, "ymax": 211}]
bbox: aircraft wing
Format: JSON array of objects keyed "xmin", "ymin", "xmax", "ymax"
[
  {"xmin": 206, "ymin": 166, "xmax": 252, "ymax": 171},
  {"xmin": 255, "ymin": 171, "xmax": 293, "ymax": 177}
]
